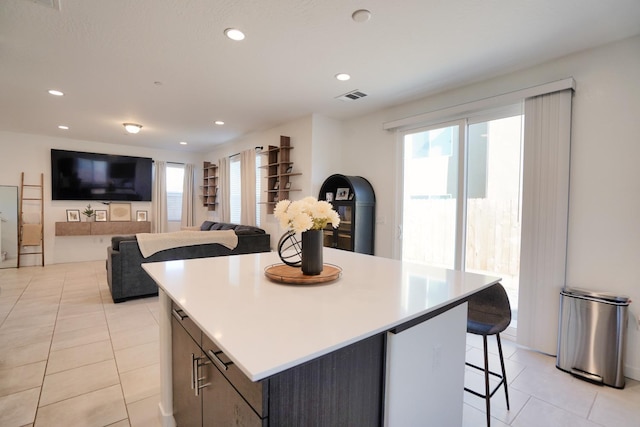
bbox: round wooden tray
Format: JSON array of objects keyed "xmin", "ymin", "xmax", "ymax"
[{"xmin": 264, "ymin": 263, "xmax": 342, "ymax": 285}]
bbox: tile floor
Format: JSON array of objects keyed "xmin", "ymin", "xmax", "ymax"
[
  {"xmin": 1, "ymin": 261, "xmax": 639, "ymax": 426},
  {"xmin": 0, "ymin": 261, "xmax": 161, "ymax": 427}
]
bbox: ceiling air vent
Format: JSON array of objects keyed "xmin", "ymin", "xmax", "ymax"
[{"xmin": 335, "ymin": 90, "xmax": 368, "ymax": 102}]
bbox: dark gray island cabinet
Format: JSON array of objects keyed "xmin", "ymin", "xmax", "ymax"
[
  {"xmin": 143, "ymin": 250, "xmax": 500, "ymax": 427},
  {"xmin": 172, "ymin": 300, "xmax": 383, "ymax": 426}
]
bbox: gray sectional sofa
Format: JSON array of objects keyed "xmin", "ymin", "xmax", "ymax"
[{"xmin": 106, "ymin": 221, "xmax": 271, "ymax": 303}]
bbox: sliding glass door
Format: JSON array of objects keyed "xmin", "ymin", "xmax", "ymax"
[
  {"xmin": 465, "ymin": 114, "xmax": 523, "ymax": 327},
  {"xmin": 401, "ymin": 122, "xmax": 460, "ymax": 269},
  {"xmin": 400, "ymin": 108, "xmax": 523, "ymax": 327}
]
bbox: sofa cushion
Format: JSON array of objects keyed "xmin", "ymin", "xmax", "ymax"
[
  {"xmin": 200, "ymin": 221, "xmax": 215, "ymax": 231},
  {"xmin": 234, "ymin": 225, "xmax": 266, "ymax": 235},
  {"xmin": 197, "ymin": 221, "xmax": 265, "ymax": 234},
  {"xmin": 111, "ymin": 235, "xmax": 137, "ymax": 251}
]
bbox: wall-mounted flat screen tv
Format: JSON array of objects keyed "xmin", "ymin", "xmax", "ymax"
[{"xmin": 51, "ymin": 149, "xmax": 152, "ymax": 201}]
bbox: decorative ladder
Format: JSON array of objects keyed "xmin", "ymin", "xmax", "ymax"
[{"xmin": 18, "ymin": 172, "xmax": 44, "ymax": 267}]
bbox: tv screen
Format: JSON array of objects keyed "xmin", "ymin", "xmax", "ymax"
[{"xmin": 51, "ymin": 149, "xmax": 152, "ymax": 201}]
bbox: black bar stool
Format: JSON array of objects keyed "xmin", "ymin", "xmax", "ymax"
[{"xmin": 465, "ymin": 283, "xmax": 511, "ymax": 427}]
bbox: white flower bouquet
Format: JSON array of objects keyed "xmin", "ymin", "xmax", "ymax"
[{"xmin": 274, "ymin": 197, "xmax": 340, "ymax": 233}]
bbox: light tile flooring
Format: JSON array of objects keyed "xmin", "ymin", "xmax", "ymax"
[
  {"xmin": 0, "ymin": 261, "xmax": 161, "ymax": 427},
  {"xmin": 1, "ymin": 261, "xmax": 639, "ymax": 426}
]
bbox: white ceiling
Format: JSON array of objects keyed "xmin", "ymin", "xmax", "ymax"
[{"xmin": 2, "ymin": 0, "xmax": 640, "ymax": 153}]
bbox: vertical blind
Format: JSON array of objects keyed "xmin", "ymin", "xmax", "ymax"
[{"xmin": 517, "ymin": 89, "xmax": 573, "ymax": 355}]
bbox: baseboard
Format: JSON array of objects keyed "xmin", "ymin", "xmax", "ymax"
[
  {"xmin": 158, "ymin": 402, "xmax": 176, "ymax": 427},
  {"xmin": 624, "ymin": 364, "xmax": 640, "ymax": 382}
]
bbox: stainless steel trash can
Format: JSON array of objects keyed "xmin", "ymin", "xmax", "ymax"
[{"xmin": 556, "ymin": 287, "xmax": 630, "ymax": 388}]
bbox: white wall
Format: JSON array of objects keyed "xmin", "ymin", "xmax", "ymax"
[
  {"xmin": 310, "ymin": 113, "xmax": 344, "ymax": 191},
  {"xmin": 0, "ymin": 131, "xmax": 201, "ymax": 265},
  {"xmin": 340, "ymin": 35, "xmax": 640, "ymax": 379}
]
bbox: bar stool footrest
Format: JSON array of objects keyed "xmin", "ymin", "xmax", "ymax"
[{"xmin": 464, "ymin": 362, "xmax": 506, "ymax": 399}]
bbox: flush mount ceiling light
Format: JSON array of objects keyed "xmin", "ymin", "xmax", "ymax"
[
  {"xmin": 123, "ymin": 123, "xmax": 143, "ymax": 134},
  {"xmin": 214, "ymin": 120, "xmax": 225, "ymax": 126},
  {"xmin": 224, "ymin": 28, "xmax": 245, "ymax": 41},
  {"xmin": 58, "ymin": 125, "xmax": 69, "ymax": 130},
  {"xmin": 179, "ymin": 141, "xmax": 188, "ymax": 145},
  {"xmin": 335, "ymin": 73, "xmax": 351, "ymax": 81},
  {"xmin": 352, "ymin": 9, "xmax": 371, "ymax": 23},
  {"xmin": 48, "ymin": 89, "xmax": 64, "ymax": 96}
]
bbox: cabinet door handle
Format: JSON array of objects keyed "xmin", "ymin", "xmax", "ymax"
[
  {"xmin": 191, "ymin": 353, "xmax": 211, "ymax": 396},
  {"xmin": 190, "ymin": 353, "xmax": 198, "ymax": 392},
  {"xmin": 172, "ymin": 308, "xmax": 187, "ymax": 321},
  {"xmin": 207, "ymin": 349, "xmax": 233, "ymax": 371}
]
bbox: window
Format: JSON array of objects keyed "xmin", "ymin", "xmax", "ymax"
[
  {"xmin": 229, "ymin": 155, "xmax": 241, "ymax": 223},
  {"xmin": 166, "ymin": 164, "xmax": 184, "ymax": 222}
]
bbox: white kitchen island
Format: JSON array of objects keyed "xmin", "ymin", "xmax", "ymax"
[{"xmin": 143, "ymin": 249, "xmax": 500, "ymax": 427}]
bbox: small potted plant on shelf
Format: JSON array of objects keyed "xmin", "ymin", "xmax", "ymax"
[{"xmin": 82, "ymin": 204, "xmax": 95, "ymax": 221}]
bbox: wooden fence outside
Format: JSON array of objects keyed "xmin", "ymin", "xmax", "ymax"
[{"xmin": 403, "ymin": 198, "xmax": 521, "ymax": 284}]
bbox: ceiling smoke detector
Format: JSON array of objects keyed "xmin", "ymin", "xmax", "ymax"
[{"xmin": 335, "ymin": 90, "xmax": 368, "ymax": 102}]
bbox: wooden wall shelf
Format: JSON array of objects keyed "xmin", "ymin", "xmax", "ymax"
[
  {"xmin": 258, "ymin": 135, "xmax": 302, "ymax": 214},
  {"xmin": 201, "ymin": 161, "xmax": 218, "ymax": 211},
  {"xmin": 55, "ymin": 221, "xmax": 151, "ymax": 236}
]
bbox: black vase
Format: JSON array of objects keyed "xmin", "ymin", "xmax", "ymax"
[{"xmin": 301, "ymin": 230, "xmax": 323, "ymax": 275}]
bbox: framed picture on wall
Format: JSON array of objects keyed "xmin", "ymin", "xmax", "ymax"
[
  {"xmin": 66, "ymin": 209, "xmax": 80, "ymax": 222},
  {"xmin": 95, "ymin": 210, "xmax": 107, "ymax": 222},
  {"xmin": 136, "ymin": 210, "xmax": 148, "ymax": 221},
  {"xmin": 109, "ymin": 203, "xmax": 131, "ymax": 222}
]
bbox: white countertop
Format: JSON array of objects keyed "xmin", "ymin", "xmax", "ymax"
[{"xmin": 142, "ymin": 249, "xmax": 500, "ymax": 381}]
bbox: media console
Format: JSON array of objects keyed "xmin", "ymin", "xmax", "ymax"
[{"xmin": 55, "ymin": 221, "xmax": 150, "ymax": 236}]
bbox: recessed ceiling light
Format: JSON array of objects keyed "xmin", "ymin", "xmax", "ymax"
[
  {"xmin": 48, "ymin": 89, "xmax": 64, "ymax": 96},
  {"xmin": 123, "ymin": 123, "xmax": 143, "ymax": 134},
  {"xmin": 214, "ymin": 120, "xmax": 225, "ymax": 126},
  {"xmin": 335, "ymin": 73, "xmax": 351, "ymax": 81},
  {"xmin": 179, "ymin": 141, "xmax": 188, "ymax": 145},
  {"xmin": 224, "ymin": 28, "xmax": 245, "ymax": 41},
  {"xmin": 58, "ymin": 125, "xmax": 69, "ymax": 130}
]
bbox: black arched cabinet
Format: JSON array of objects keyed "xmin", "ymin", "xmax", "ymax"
[{"xmin": 319, "ymin": 174, "xmax": 375, "ymax": 255}]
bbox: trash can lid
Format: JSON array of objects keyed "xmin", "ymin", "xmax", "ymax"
[{"xmin": 562, "ymin": 287, "xmax": 630, "ymax": 304}]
